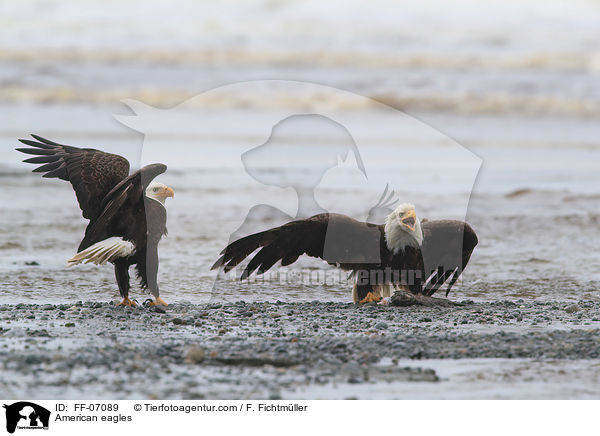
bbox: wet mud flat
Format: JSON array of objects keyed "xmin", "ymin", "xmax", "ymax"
[{"xmin": 1, "ymin": 299, "xmax": 600, "ymax": 399}]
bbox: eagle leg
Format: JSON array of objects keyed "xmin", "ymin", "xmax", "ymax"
[
  {"xmin": 359, "ymin": 292, "xmax": 381, "ymax": 304},
  {"xmin": 140, "ymin": 244, "xmax": 167, "ymax": 307},
  {"xmin": 118, "ymin": 297, "xmax": 137, "ymax": 307},
  {"xmin": 148, "ymin": 297, "xmax": 168, "ymax": 307},
  {"xmin": 114, "ymin": 261, "xmax": 134, "ymax": 305}
]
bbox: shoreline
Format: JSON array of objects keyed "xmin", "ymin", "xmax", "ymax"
[{"xmin": 1, "ymin": 299, "xmax": 599, "ymax": 399}]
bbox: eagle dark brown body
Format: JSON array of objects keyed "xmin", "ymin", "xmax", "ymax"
[
  {"xmin": 17, "ymin": 134, "xmax": 172, "ymax": 306},
  {"xmin": 213, "ymin": 210, "xmax": 477, "ymax": 302}
]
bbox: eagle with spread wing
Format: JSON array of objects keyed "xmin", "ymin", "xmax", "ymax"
[
  {"xmin": 212, "ymin": 203, "xmax": 477, "ymax": 303},
  {"xmin": 17, "ymin": 135, "xmax": 174, "ymax": 306}
]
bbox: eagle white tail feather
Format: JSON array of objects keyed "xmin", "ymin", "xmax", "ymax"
[{"xmin": 67, "ymin": 237, "xmax": 135, "ymax": 266}]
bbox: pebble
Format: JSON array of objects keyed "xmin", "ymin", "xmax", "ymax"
[
  {"xmin": 184, "ymin": 346, "xmax": 206, "ymax": 364},
  {"xmin": 1, "ymin": 300, "xmax": 599, "ymax": 399},
  {"xmin": 565, "ymin": 304, "xmax": 580, "ymax": 314}
]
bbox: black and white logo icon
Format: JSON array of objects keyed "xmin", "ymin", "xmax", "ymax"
[{"xmin": 3, "ymin": 402, "xmax": 50, "ymax": 434}]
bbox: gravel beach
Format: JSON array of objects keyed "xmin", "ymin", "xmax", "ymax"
[
  {"xmin": 2, "ymin": 299, "xmax": 600, "ymax": 399},
  {"xmin": 2, "ymin": 0, "xmax": 600, "ymax": 406}
]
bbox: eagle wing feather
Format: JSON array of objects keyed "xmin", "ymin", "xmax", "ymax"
[
  {"xmin": 420, "ymin": 220, "xmax": 478, "ymax": 296},
  {"xmin": 77, "ymin": 164, "xmax": 167, "ymax": 252},
  {"xmin": 212, "ymin": 214, "xmax": 385, "ymax": 280},
  {"xmin": 17, "ymin": 135, "xmax": 130, "ymax": 220}
]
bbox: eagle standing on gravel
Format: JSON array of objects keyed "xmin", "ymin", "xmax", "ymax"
[
  {"xmin": 212, "ymin": 203, "xmax": 478, "ymax": 303},
  {"xmin": 17, "ymin": 135, "xmax": 174, "ymax": 307}
]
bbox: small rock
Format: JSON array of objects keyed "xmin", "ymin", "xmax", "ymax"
[
  {"xmin": 25, "ymin": 355, "xmax": 43, "ymax": 364},
  {"xmin": 375, "ymin": 322, "xmax": 388, "ymax": 330},
  {"xmin": 5, "ymin": 328, "xmax": 27, "ymax": 338},
  {"xmin": 565, "ymin": 304, "xmax": 579, "ymax": 314},
  {"xmin": 184, "ymin": 346, "xmax": 205, "ymax": 364}
]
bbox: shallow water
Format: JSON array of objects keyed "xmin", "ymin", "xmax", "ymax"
[
  {"xmin": 288, "ymin": 358, "xmax": 600, "ymax": 399},
  {"xmin": 2, "ymin": 300, "xmax": 599, "ymax": 399},
  {"xmin": 2, "ymin": 0, "xmax": 600, "ymax": 115},
  {"xmin": 1, "ymin": 143, "xmax": 600, "ymax": 305},
  {"xmin": 2, "ymin": 1, "xmax": 600, "ymax": 404},
  {"xmin": 1, "ymin": 0, "xmax": 599, "ymax": 305}
]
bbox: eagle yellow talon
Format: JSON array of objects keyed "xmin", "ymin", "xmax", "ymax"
[
  {"xmin": 359, "ymin": 291, "xmax": 381, "ymax": 304},
  {"xmin": 118, "ymin": 297, "xmax": 137, "ymax": 307},
  {"xmin": 149, "ymin": 297, "xmax": 168, "ymax": 307}
]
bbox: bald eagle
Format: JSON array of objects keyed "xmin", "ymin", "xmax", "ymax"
[
  {"xmin": 212, "ymin": 204, "xmax": 477, "ymax": 303},
  {"xmin": 17, "ymin": 135, "xmax": 174, "ymax": 307}
]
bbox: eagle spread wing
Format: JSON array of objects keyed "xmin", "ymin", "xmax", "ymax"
[
  {"xmin": 214, "ymin": 214, "xmax": 478, "ymax": 298},
  {"xmin": 17, "ymin": 134, "xmax": 130, "ymax": 220},
  {"xmin": 420, "ymin": 220, "xmax": 478, "ymax": 296},
  {"xmin": 212, "ymin": 213, "xmax": 385, "ymax": 280}
]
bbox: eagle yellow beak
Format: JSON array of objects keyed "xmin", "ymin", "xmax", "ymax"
[
  {"xmin": 401, "ymin": 209, "xmax": 416, "ymax": 231},
  {"xmin": 162, "ymin": 186, "xmax": 175, "ymax": 198}
]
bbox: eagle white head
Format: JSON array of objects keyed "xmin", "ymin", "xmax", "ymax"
[
  {"xmin": 146, "ymin": 182, "xmax": 174, "ymax": 205},
  {"xmin": 384, "ymin": 203, "xmax": 423, "ymax": 253}
]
